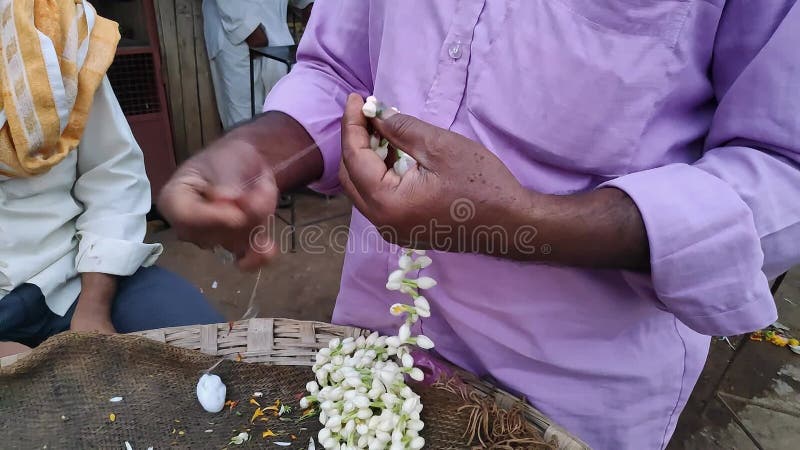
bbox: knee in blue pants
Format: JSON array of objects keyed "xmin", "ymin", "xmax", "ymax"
[{"xmin": 110, "ymin": 266, "xmax": 225, "ymax": 333}]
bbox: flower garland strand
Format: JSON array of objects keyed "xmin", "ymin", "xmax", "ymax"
[
  {"xmin": 301, "ymin": 249, "xmax": 436, "ymax": 450},
  {"xmin": 362, "ymin": 95, "xmax": 417, "ymax": 176}
]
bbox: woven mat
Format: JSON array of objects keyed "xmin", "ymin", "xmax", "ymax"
[{"xmin": 0, "ymin": 333, "xmax": 553, "ymax": 449}]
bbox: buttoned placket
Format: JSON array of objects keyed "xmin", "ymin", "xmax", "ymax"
[{"xmin": 420, "ymin": 0, "xmax": 486, "ymax": 130}]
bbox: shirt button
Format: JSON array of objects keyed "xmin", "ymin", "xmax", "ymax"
[{"xmin": 448, "ymin": 42, "xmax": 462, "ymax": 60}]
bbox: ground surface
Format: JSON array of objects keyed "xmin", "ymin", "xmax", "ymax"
[{"xmin": 150, "ymin": 194, "xmax": 800, "ymax": 449}]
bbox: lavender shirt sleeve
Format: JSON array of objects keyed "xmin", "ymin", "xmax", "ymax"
[
  {"xmin": 263, "ymin": 0, "xmax": 373, "ymax": 194},
  {"xmin": 605, "ymin": 3, "xmax": 800, "ymax": 336}
]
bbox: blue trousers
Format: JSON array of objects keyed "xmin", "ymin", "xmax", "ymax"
[{"xmin": 0, "ymin": 266, "xmax": 224, "ymax": 347}]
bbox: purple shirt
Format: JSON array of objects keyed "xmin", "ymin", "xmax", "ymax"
[{"xmin": 265, "ymin": 1, "xmax": 800, "ymax": 448}]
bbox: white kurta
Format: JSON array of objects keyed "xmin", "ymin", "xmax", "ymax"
[
  {"xmin": 203, "ymin": 0, "xmax": 312, "ymax": 129},
  {"xmin": 0, "ymin": 78, "xmax": 162, "ymax": 315}
]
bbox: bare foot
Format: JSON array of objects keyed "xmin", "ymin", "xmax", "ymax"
[{"xmin": 0, "ymin": 341, "xmax": 31, "ymax": 358}]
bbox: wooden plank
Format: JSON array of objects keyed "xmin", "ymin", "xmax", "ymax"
[
  {"xmin": 192, "ymin": 0, "xmax": 221, "ymax": 147},
  {"xmin": 154, "ymin": 0, "xmax": 188, "ymax": 161},
  {"xmin": 199, "ymin": 324, "xmax": 218, "ymax": 355},
  {"xmin": 175, "ymin": 0, "xmax": 202, "ymax": 157},
  {"xmin": 246, "ymin": 318, "xmax": 274, "ymax": 355}
]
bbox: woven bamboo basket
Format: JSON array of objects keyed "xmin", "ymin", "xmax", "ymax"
[{"xmin": 1, "ymin": 318, "xmax": 590, "ymax": 450}]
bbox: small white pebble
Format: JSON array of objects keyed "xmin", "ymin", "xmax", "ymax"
[
  {"xmin": 253, "ymin": 391, "xmax": 263, "ymax": 397},
  {"xmin": 197, "ymin": 373, "xmax": 226, "ymax": 413},
  {"xmin": 124, "ymin": 442, "xmax": 132, "ymax": 450},
  {"xmin": 211, "ymin": 281, "xmax": 218, "ymax": 289},
  {"xmin": 205, "ymin": 429, "xmax": 214, "ymax": 433},
  {"xmin": 275, "ymin": 443, "xmax": 292, "ymax": 447},
  {"xmin": 109, "ymin": 397, "xmax": 123, "ymax": 403}
]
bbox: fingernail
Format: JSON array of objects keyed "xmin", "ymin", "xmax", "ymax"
[{"xmin": 377, "ymin": 103, "xmax": 398, "ymax": 120}]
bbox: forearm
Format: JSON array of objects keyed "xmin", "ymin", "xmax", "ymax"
[
  {"xmin": 227, "ymin": 111, "xmax": 323, "ymax": 192},
  {"xmin": 503, "ymin": 187, "xmax": 650, "ymax": 271},
  {"xmin": 75, "ymin": 272, "xmax": 118, "ymax": 316}
]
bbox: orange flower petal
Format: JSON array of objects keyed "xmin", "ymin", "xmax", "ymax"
[
  {"xmin": 250, "ymin": 408, "xmax": 264, "ymax": 423},
  {"xmin": 262, "ymin": 430, "xmax": 276, "ymax": 438}
]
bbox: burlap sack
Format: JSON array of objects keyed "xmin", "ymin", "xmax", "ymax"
[{"xmin": 0, "ymin": 333, "xmax": 552, "ymax": 449}]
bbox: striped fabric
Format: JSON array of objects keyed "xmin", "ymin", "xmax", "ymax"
[{"xmin": 0, "ymin": 0, "xmax": 119, "ymax": 178}]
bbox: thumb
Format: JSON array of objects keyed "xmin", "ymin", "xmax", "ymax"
[
  {"xmin": 370, "ymin": 110, "xmax": 439, "ymax": 168},
  {"xmin": 234, "ymin": 174, "xmax": 279, "ymax": 224}
]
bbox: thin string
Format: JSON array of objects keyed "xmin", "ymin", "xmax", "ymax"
[{"xmin": 204, "ymin": 267, "xmax": 262, "ymax": 374}]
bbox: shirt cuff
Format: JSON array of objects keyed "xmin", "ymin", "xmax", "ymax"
[
  {"xmin": 226, "ymin": 18, "xmax": 261, "ymax": 46},
  {"xmin": 75, "ymin": 231, "xmax": 163, "ymax": 276},
  {"xmin": 263, "ymin": 71, "xmax": 349, "ymax": 195},
  {"xmin": 602, "ymin": 163, "xmax": 777, "ymax": 336}
]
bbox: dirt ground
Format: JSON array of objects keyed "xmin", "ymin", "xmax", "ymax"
[{"xmin": 149, "ymin": 193, "xmax": 800, "ymax": 449}]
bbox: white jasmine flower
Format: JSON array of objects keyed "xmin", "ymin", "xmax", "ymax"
[
  {"xmin": 375, "ymin": 145, "xmax": 388, "ymax": 161},
  {"xmin": 229, "ymin": 432, "xmax": 250, "ymax": 445},
  {"xmin": 413, "ymin": 296, "xmax": 431, "ymax": 317},
  {"xmin": 415, "ymin": 255, "xmax": 433, "ymax": 268},
  {"xmin": 325, "ymin": 415, "xmax": 342, "ymax": 430},
  {"xmin": 415, "ymin": 334, "xmax": 434, "ymax": 349},
  {"xmin": 306, "ymin": 381, "xmax": 320, "ymax": 394},
  {"xmin": 353, "ymin": 395, "xmax": 371, "ymax": 409},
  {"xmin": 393, "ymin": 155, "xmax": 412, "ymax": 176},
  {"xmin": 409, "ymin": 367, "xmax": 424, "ymax": 381},
  {"xmin": 366, "ymin": 95, "xmax": 378, "ymax": 104},
  {"xmin": 398, "ymin": 254, "xmax": 412, "ymax": 270},
  {"xmin": 402, "ymin": 396, "xmax": 421, "ymax": 415},
  {"xmin": 415, "ymin": 276, "xmax": 437, "ymax": 289},
  {"xmin": 401, "ymin": 353, "xmax": 414, "ymax": 368},
  {"xmin": 365, "ymin": 332, "xmax": 379, "ymax": 346},
  {"xmin": 357, "ymin": 407, "xmax": 373, "ymax": 420},
  {"xmin": 343, "ymin": 419, "xmax": 355, "ymax": 436},
  {"xmin": 369, "ymin": 134, "xmax": 380, "ymax": 150},
  {"xmin": 407, "ymin": 419, "xmax": 424, "ymax": 432},
  {"xmin": 389, "ymin": 303, "xmax": 406, "ymax": 316},
  {"xmin": 385, "ymin": 336, "xmax": 401, "ymax": 348},
  {"xmin": 409, "ymin": 436, "xmax": 425, "ymax": 449},
  {"xmin": 362, "ymin": 100, "xmax": 377, "ymax": 118},
  {"xmin": 398, "ymin": 323, "xmax": 411, "ymax": 342},
  {"xmin": 400, "ymin": 386, "xmax": 414, "ymax": 399}
]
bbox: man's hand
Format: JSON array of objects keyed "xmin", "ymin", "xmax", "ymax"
[
  {"xmin": 158, "ymin": 112, "xmax": 322, "ymax": 270},
  {"xmin": 339, "ymin": 94, "xmax": 650, "ymax": 269},
  {"xmin": 339, "ymin": 94, "xmax": 531, "ymax": 255},
  {"xmin": 245, "ymin": 24, "xmax": 268, "ymax": 48},
  {"xmin": 71, "ymin": 273, "xmax": 117, "ymax": 334}
]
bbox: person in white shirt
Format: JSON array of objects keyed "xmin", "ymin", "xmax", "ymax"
[
  {"xmin": 203, "ymin": 0, "xmax": 313, "ymax": 129},
  {"xmin": 0, "ymin": 2, "xmax": 222, "ymax": 355}
]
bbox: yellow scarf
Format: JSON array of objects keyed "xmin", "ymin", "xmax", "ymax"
[{"xmin": 0, "ymin": 0, "xmax": 119, "ymax": 178}]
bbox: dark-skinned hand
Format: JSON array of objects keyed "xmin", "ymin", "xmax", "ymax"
[{"xmin": 339, "ymin": 93, "xmax": 533, "ymax": 254}]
